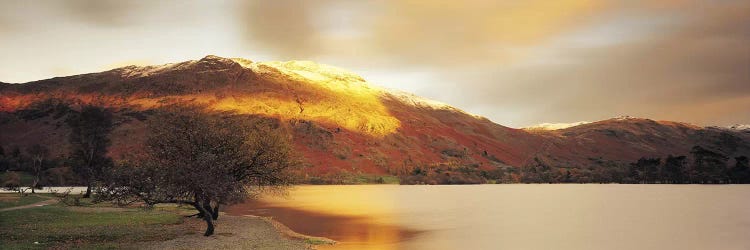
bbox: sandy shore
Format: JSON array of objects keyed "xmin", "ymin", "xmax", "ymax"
[{"xmin": 140, "ymin": 214, "xmax": 333, "ymax": 250}]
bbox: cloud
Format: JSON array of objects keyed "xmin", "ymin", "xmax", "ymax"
[
  {"xmin": 195, "ymin": 0, "xmax": 750, "ymax": 126},
  {"xmin": 369, "ymin": 0, "xmax": 607, "ymax": 65},
  {"xmin": 57, "ymin": 0, "xmax": 144, "ymax": 26},
  {"xmin": 240, "ymin": 1, "xmax": 321, "ymax": 59},
  {"xmin": 435, "ymin": 1, "xmax": 750, "ymax": 127},
  {"xmin": 0, "ymin": 0, "xmax": 143, "ymax": 32},
  {"xmin": 238, "ymin": 0, "xmax": 608, "ymax": 64}
]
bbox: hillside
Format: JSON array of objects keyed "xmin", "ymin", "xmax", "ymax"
[
  {"xmin": 527, "ymin": 117, "xmax": 750, "ymax": 167},
  {"xmin": 1, "ymin": 55, "xmax": 748, "ymax": 183}
]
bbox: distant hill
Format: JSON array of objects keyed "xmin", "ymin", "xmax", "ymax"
[
  {"xmin": 1, "ymin": 55, "xmax": 748, "ymax": 183},
  {"xmin": 528, "ymin": 117, "xmax": 749, "ymax": 167}
]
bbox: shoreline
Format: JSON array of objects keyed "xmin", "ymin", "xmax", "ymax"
[
  {"xmin": 245, "ymin": 214, "xmax": 337, "ymax": 246},
  {"xmin": 2, "ymin": 183, "xmax": 745, "ymax": 196},
  {"xmin": 139, "ymin": 214, "xmax": 328, "ymax": 250}
]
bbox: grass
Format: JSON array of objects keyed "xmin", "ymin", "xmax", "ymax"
[
  {"xmin": 0, "ymin": 202, "xmax": 185, "ymax": 249},
  {"xmin": 351, "ymin": 174, "xmax": 400, "ymax": 184},
  {"xmin": 308, "ymin": 173, "xmax": 401, "ymax": 184},
  {"xmin": 0, "ymin": 194, "xmax": 49, "ymax": 209},
  {"xmin": 304, "ymin": 238, "xmax": 333, "ymax": 245}
]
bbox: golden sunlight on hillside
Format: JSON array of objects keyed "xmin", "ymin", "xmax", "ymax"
[
  {"xmin": 126, "ymin": 60, "xmax": 401, "ymax": 137},
  {"xmin": 251, "ymin": 60, "xmax": 401, "ymax": 136},
  {"xmin": 212, "ymin": 94, "xmax": 400, "ymax": 137}
]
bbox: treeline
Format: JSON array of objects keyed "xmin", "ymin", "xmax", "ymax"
[
  {"xmin": 1, "ymin": 105, "xmax": 113, "ymax": 196},
  {"xmin": 0, "ymin": 145, "xmax": 81, "ymax": 190},
  {"xmin": 1, "ymin": 101, "xmax": 108, "ymax": 193},
  {"xmin": 624, "ymin": 147, "xmax": 749, "ymax": 184},
  {"xmin": 398, "ymin": 146, "xmax": 750, "ymax": 184},
  {"xmin": 4, "ymin": 104, "xmax": 296, "ymax": 236},
  {"xmin": 398, "ymin": 164, "xmax": 487, "ymax": 185}
]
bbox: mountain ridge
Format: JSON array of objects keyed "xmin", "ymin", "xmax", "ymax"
[{"xmin": 1, "ymin": 55, "xmax": 748, "ymax": 183}]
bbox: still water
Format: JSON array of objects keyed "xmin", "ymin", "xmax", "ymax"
[{"xmin": 226, "ymin": 185, "xmax": 750, "ymax": 250}]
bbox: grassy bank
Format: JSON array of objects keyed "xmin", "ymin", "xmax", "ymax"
[
  {"xmin": 306, "ymin": 173, "xmax": 400, "ymax": 185},
  {"xmin": 0, "ymin": 195, "xmax": 186, "ymax": 249},
  {"xmin": 0, "ymin": 194, "xmax": 50, "ymax": 209},
  {"xmin": 0, "ymin": 194, "xmax": 311, "ymax": 249}
]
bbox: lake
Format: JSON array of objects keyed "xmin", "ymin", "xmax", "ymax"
[{"xmin": 226, "ymin": 184, "xmax": 750, "ymax": 250}]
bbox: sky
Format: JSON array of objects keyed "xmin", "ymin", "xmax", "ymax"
[{"xmin": 0, "ymin": 0, "xmax": 748, "ymax": 128}]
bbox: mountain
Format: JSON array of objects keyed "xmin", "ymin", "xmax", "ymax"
[
  {"xmin": 523, "ymin": 121, "xmax": 590, "ymax": 131},
  {"xmin": 726, "ymin": 124, "xmax": 750, "ymax": 131},
  {"xmin": 527, "ymin": 116, "xmax": 750, "ymax": 168},
  {"xmin": 1, "ymin": 55, "xmax": 748, "ymax": 183}
]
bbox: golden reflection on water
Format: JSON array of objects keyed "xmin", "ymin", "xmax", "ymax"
[
  {"xmin": 259, "ymin": 185, "xmax": 398, "ymax": 220},
  {"xmin": 226, "ymin": 185, "xmax": 418, "ymax": 250}
]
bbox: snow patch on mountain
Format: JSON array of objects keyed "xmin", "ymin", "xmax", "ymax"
[
  {"xmin": 384, "ymin": 89, "xmax": 453, "ymax": 110},
  {"xmin": 252, "ymin": 59, "xmax": 475, "ymax": 114},
  {"xmin": 727, "ymin": 124, "xmax": 750, "ymax": 130},
  {"xmin": 613, "ymin": 115, "xmax": 637, "ymax": 121},
  {"xmin": 111, "ymin": 55, "xmax": 246, "ymax": 79},
  {"xmin": 524, "ymin": 121, "xmax": 590, "ymax": 130},
  {"xmin": 113, "ymin": 62, "xmax": 186, "ymax": 78},
  {"xmin": 255, "ymin": 60, "xmax": 366, "ymax": 84}
]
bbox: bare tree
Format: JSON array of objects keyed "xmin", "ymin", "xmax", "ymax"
[
  {"xmin": 67, "ymin": 105, "xmax": 113, "ymax": 198},
  {"xmin": 100, "ymin": 106, "xmax": 296, "ymax": 236},
  {"xmin": 26, "ymin": 144, "xmax": 49, "ymax": 194}
]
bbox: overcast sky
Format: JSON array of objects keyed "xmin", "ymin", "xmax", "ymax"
[{"xmin": 0, "ymin": 0, "xmax": 748, "ymax": 128}]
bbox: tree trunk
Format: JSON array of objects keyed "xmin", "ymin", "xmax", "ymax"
[
  {"xmin": 193, "ymin": 203, "xmax": 206, "ymax": 218},
  {"xmin": 191, "ymin": 193, "xmax": 206, "ymax": 218},
  {"xmin": 31, "ymin": 159, "xmax": 41, "ymax": 194},
  {"xmin": 203, "ymin": 200, "xmax": 212, "ymax": 214},
  {"xmin": 83, "ymin": 184, "xmax": 92, "ymax": 198},
  {"xmin": 212, "ymin": 204, "xmax": 220, "ymax": 220},
  {"xmin": 196, "ymin": 199, "xmax": 215, "ymax": 236},
  {"xmin": 31, "ymin": 177, "xmax": 38, "ymax": 194},
  {"xmin": 202, "ymin": 200, "xmax": 213, "ymax": 219}
]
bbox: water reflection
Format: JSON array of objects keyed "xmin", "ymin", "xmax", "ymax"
[
  {"xmin": 227, "ymin": 185, "xmax": 750, "ymax": 250},
  {"xmin": 225, "ymin": 185, "xmax": 422, "ymax": 250},
  {"xmin": 226, "ymin": 200, "xmax": 420, "ymax": 249}
]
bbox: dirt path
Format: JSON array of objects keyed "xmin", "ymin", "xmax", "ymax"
[
  {"xmin": 140, "ymin": 215, "xmax": 314, "ymax": 250},
  {"xmin": 0, "ymin": 197, "xmax": 58, "ymax": 212}
]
